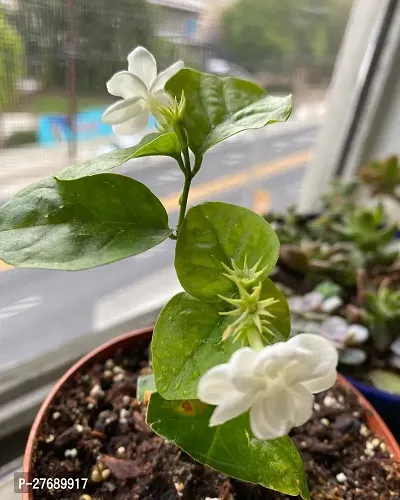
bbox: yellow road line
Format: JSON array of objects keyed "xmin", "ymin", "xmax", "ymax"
[
  {"xmin": 0, "ymin": 149, "xmax": 310, "ymax": 273},
  {"xmin": 162, "ymin": 149, "xmax": 311, "ymax": 211}
]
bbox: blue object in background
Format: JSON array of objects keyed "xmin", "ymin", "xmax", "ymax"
[
  {"xmin": 38, "ymin": 108, "xmax": 157, "ymax": 147},
  {"xmin": 346, "ymin": 376, "xmax": 400, "ymax": 442}
]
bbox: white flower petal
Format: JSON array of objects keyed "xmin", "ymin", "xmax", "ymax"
[
  {"xmin": 250, "ymin": 392, "xmax": 294, "ymax": 440},
  {"xmin": 229, "ymin": 348, "xmax": 263, "ymax": 392},
  {"xmin": 290, "ymin": 384, "xmax": 314, "ymax": 427},
  {"xmin": 286, "ymin": 333, "xmax": 338, "ymax": 385},
  {"xmin": 112, "ymin": 104, "xmax": 149, "ymax": 135},
  {"xmin": 254, "ymin": 341, "xmax": 297, "ymax": 375},
  {"xmin": 102, "ymin": 97, "xmax": 143, "ymax": 124},
  {"xmin": 151, "ymin": 60, "xmax": 184, "ymax": 93},
  {"xmin": 153, "ymin": 89, "xmax": 174, "ymax": 108},
  {"xmin": 209, "ymin": 391, "xmax": 256, "ymax": 427},
  {"xmin": 106, "ymin": 71, "xmax": 147, "ymax": 99},
  {"xmin": 198, "ymin": 365, "xmax": 239, "ymax": 405},
  {"xmin": 302, "ymin": 370, "xmax": 337, "ymax": 393},
  {"xmin": 127, "ymin": 46, "xmax": 157, "ymax": 89}
]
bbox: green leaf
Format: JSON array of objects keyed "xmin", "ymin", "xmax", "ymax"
[
  {"xmin": 369, "ymin": 369, "xmax": 400, "ymax": 395},
  {"xmin": 166, "ymin": 69, "xmax": 292, "ymax": 155},
  {"xmin": 147, "ymin": 394, "xmax": 309, "ymax": 499},
  {"xmin": 152, "ymin": 292, "xmax": 236, "ymax": 400},
  {"xmin": 175, "ymin": 202, "xmax": 280, "ymax": 300},
  {"xmin": 0, "ymin": 173, "xmax": 171, "ymax": 270},
  {"xmin": 57, "ymin": 132, "xmax": 182, "ymax": 180},
  {"xmin": 137, "ymin": 374, "xmax": 157, "ymax": 403}
]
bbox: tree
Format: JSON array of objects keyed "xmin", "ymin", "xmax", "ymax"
[
  {"xmin": 16, "ymin": 0, "xmax": 153, "ymax": 93},
  {"xmin": 0, "ymin": 8, "xmax": 24, "ymax": 111},
  {"xmin": 218, "ymin": 0, "xmax": 352, "ymax": 76}
]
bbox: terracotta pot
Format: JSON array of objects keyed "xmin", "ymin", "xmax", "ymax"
[{"xmin": 23, "ymin": 326, "xmax": 400, "ymax": 499}]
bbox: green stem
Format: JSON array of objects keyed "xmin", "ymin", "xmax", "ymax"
[
  {"xmin": 175, "ymin": 147, "xmax": 193, "ymax": 237},
  {"xmin": 192, "ymin": 155, "xmax": 203, "ymax": 177},
  {"xmin": 247, "ymin": 327, "xmax": 264, "ymax": 351}
]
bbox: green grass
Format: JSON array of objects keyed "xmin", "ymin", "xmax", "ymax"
[{"xmin": 10, "ymin": 93, "xmax": 114, "ymax": 114}]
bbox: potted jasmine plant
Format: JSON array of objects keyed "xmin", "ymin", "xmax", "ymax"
[{"xmin": 0, "ymin": 48, "xmax": 399, "ymax": 500}]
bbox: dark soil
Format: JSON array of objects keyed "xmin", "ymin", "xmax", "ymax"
[{"xmin": 31, "ymin": 343, "xmax": 400, "ymax": 500}]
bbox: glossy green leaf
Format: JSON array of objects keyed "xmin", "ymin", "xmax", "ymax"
[
  {"xmin": 0, "ymin": 173, "xmax": 171, "ymax": 270},
  {"xmin": 58, "ymin": 132, "xmax": 182, "ymax": 180},
  {"xmin": 137, "ymin": 374, "xmax": 157, "ymax": 403},
  {"xmin": 166, "ymin": 69, "xmax": 291, "ymax": 154},
  {"xmin": 175, "ymin": 202, "xmax": 280, "ymax": 300},
  {"xmin": 152, "ymin": 292, "xmax": 236, "ymax": 400},
  {"xmin": 147, "ymin": 394, "xmax": 309, "ymax": 499}
]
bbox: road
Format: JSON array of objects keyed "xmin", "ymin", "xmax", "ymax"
[{"xmin": 0, "ymin": 124, "xmax": 318, "ymax": 372}]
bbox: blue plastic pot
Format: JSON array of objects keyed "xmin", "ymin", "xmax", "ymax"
[{"xmin": 346, "ymin": 376, "xmax": 400, "ymax": 442}]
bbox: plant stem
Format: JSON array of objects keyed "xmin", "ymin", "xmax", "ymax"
[
  {"xmin": 174, "ymin": 147, "xmax": 193, "ymax": 237},
  {"xmin": 247, "ymin": 327, "xmax": 264, "ymax": 351}
]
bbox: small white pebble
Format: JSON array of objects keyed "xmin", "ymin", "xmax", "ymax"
[
  {"xmin": 122, "ymin": 395, "xmax": 131, "ymax": 406},
  {"xmin": 364, "ymin": 448, "xmax": 375, "ymax": 457},
  {"xmin": 87, "ymin": 403, "xmax": 95, "ymax": 410},
  {"xmin": 116, "ymin": 446, "xmax": 126, "ymax": 456},
  {"xmin": 120, "ymin": 408, "xmax": 129, "ymax": 420},
  {"xmin": 75, "ymin": 424, "xmax": 84, "ymax": 433},
  {"xmin": 113, "ymin": 365, "xmax": 125, "ymax": 374},
  {"xmin": 321, "ymin": 296, "xmax": 343, "ymax": 313},
  {"xmin": 353, "ymin": 411, "xmax": 360, "ymax": 418},
  {"xmin": 105, "ymin": 359, "xmax": 114, "ymax": 369},
  {"xmin": 336, "ymin": 472, "xmax": 347, "ymax": 483},
  {"xmin": 323, "ymin": 395, "xmax": 337, "ymax": 408},
  {"xmin": 45, "ymin": 434, "xmax": 55, "ymax": 443},
  {"xmin": 380, "ymin": 442, "xmax": 387, "ymax": 451},
  {"xmin": 90, "ymin": 384, "xmax": 105, "ymax": 399},
  {"xmin": 338, "ymin": 395, "xmax": 344, "ymax": 404},
  {"xmin": 300, "ymin": 441, "xmax": 307, "ymax": 448},
  {"xmin": 52, "ymin": 412, "xmax": 61, "ymax": 421},
  {"xmin": 359, "ymin": 424, "xmax": 370, "ymax": 437},
  {"xmin": 366, "ymin": 441, "xmax": 374, "ymax": 450},
  {"xmin": 372, "ymin": 476, "xmax": 376, "ymax": 481},
  {"xmin": 80, "ymin": 495, "xmax": 92, "ymax": 500},
  {"xmin": 313, "ymin": 403, "xmax": 321, "ymax": 412},
  {"xmin": 174, "ymin": 482, "xmax": 185, "ymax": 493},
  {"xmin": 103, "ymin": 370, "xmax": 113, "ymax": 379},
  {"xmin": 105, "ymin": 417, "xmax": 114, "ymax": 425},
  {"xmin": 64, "ymin": 448, "xmax": 78, "ymax": 459},
  {"xmin": 321, "ymin": 418, "xmax": 330, "ymax": 427},
  {"xmin": 371, "ymin": 438, "xmax": 380, "ymax": 448},
  {"xmin": 81, "ymin": 374, "xmax": 90, "ymax": 382},
  {"xmin": 113, "ymin": 373, "xmax": 125, "ymax": 383}
]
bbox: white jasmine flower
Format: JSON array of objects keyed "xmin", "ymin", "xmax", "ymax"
[
  {"xmin": 102, "ymin": 46, "xmax": 183, "ymax": 135},
  {"xmin": 198, "ymin": 333, "xmax": 338, "ymax": 440}
]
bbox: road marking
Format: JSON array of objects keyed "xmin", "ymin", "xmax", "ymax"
[
  {"xmin": 0, "ymin": 149, "xmax": 310, "ymax": 273},
  {"xmin": 0, "ymin": 295, "xmax": 42, "ymax": 321},
  {"xmin": 162, "ymin": 149, "xmax": 310, "ymax": 212}
]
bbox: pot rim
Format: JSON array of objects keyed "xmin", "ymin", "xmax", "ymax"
[{"xmin": 22, "ymin": 326, "xmax": 400, "ymax": 500}]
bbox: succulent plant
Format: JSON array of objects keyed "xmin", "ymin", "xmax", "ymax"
[
  {"xmin": 331, "ymin": 204, "xmax": 397, "ymax": 256},
  {"xmin": 279, "ymin": 240, "xmax": 363, "ymax": 286},
  {"xmin": 359, "ymin": 155, "xmax": 400, "ymax": 198},
  {"xmin": 361, "ymin": 282, "xmax": 400, "ymax": 353}
]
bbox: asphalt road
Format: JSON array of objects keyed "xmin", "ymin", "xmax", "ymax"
[{"xmin": 0, "ymin": 124, "xmax": 318, "ymax": 371}]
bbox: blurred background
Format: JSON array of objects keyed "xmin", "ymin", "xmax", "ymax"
[{"xmin": 4, "ymin": 0, "xmax": 400, "ymax": 486}]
